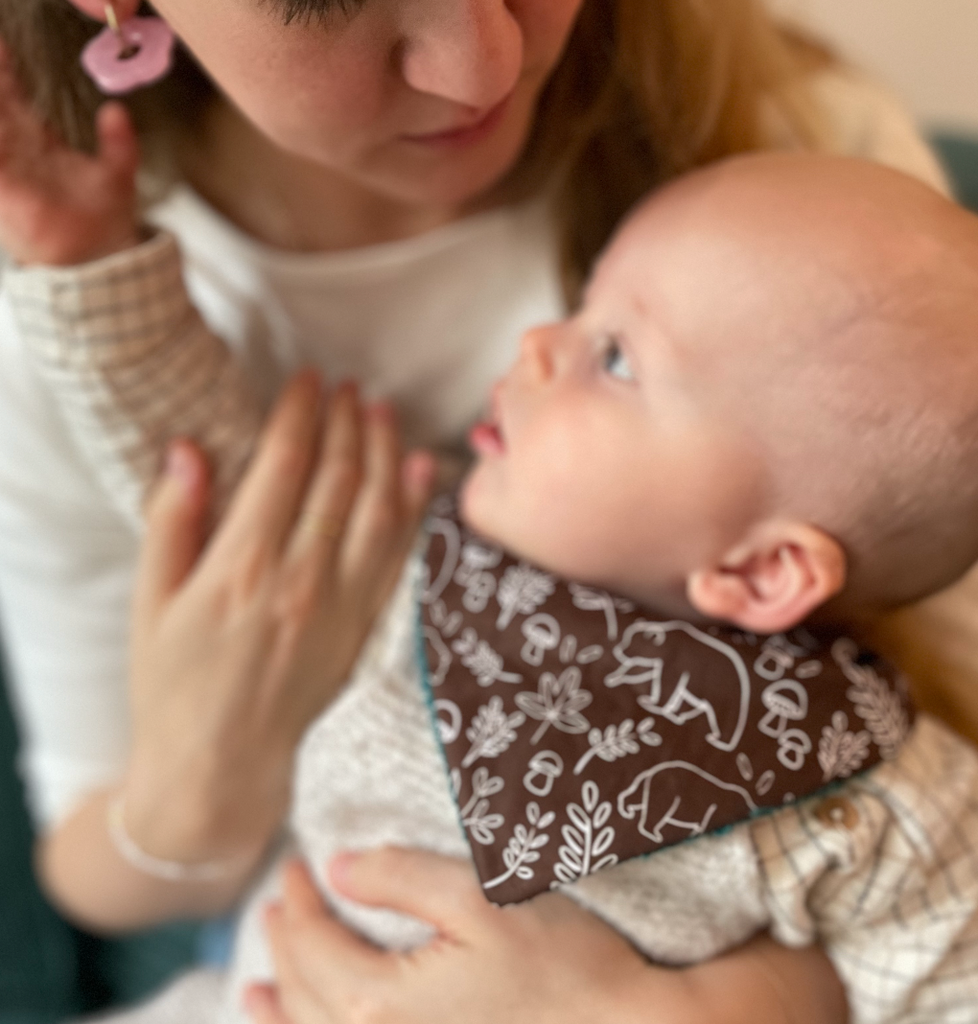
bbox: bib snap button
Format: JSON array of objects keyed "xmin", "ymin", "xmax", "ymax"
[{"xmin": 815, "ymin": 796, "xmax": 859, "ymax": 830}]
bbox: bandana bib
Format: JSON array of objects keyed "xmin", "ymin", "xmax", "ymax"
[{"xmin": 418, "ymin": 498, "xmax": 915, "ymax": 905}]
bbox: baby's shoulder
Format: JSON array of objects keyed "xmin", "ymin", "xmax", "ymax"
[{"xmin": 752, "ymin": 714, "xmax": 978, "ymax": 937}]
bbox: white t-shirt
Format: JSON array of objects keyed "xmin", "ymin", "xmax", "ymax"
[{"xmin": 0, "ymin": 70, "xmax": 950, "ymax": 828}]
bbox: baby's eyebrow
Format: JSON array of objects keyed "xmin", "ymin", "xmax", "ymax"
[{"xmin": 258, "ymin": 0, "xmax": 366, "ymax": 25}]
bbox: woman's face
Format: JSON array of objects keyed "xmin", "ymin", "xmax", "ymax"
[{"xmin": 146, "ymin": 0, "xmax": 586, "ymax": 208}]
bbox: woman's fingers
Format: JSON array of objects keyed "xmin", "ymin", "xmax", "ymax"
[
  {"xmin": 261, "ymin": 861, "xmax": 389, "ymax": 1015},
  {"xmin": 278, "ymin": 859, "xmax": 379, "ymax": 970},
  {"xmin": 336, "ymin": 402, "xmax": 403, "ymax": 579},
  {"xmin": 403, "ymin": 450, "xmax": 437, "ymax": 518},
  {"xmin": 134, "ymin": 440, "xmax": 211, "ymax": 622},
  {"xmin": 243, "ymin": 985, "xmax": 292, "ymax": 1024},
  {"xmin": 335, "ymin": 403, "xmax": 433, "ymax": 609},
  {"xmin": 283, "ymin": 381, "xmax": 362, "ymax": 576},
  {"xmin": 203, "ymin": 371, "xmax": 324, "ymax": 579},
  {"xmin": 0, "ymin": 45, "xmax": 47, "ymax": 195},
  {"xmin": 329, "ymin": 848, "xmax": 484, "ymax": 938},
  {"xmin": 95, "ymin": 102, "xmax": 141, "ymax": 183}
]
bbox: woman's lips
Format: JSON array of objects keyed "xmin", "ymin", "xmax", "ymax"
[{"xmin": 402, "ymin": 95, "xmax": 511, "ymax": 149}]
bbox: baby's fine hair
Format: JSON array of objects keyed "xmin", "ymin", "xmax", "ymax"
[{"xmin": 668, "ymin": 155, "xmax": 978, "ymax": 611}]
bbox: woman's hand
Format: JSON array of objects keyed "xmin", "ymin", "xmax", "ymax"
[
  {"xmin": 0, "ymin": 40, "xmax": 141, "ymax": 265},
  {"xmin": 122, "ymin": 373, "xmax": 434, "ymax": 868},
  {"xmin": 245, "ymin": 849, "xmax": 849, "ymax": 1024},
  {"xmin": 245, "ymin": 851, "xmax": 657, "ymax": 1024}
]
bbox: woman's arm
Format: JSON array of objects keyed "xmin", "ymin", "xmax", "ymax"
[
  {"xmin": 4, "ymin": 231, "xmax": 263, "ymax": 530},
  {"xmin": 244, "ymin": 850, "xmax": 848, "ymax": 1024},
  {"xmin": 0, "ymin": 62, "xmax": 433, "ymax": 930}
]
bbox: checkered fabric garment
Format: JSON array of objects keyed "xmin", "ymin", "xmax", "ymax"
[
  {"xmin": 4, "ymin": 233, "xmax": 262, "ymax": 529},
  {"xmin": 753, "ymin": 716, "xmax": 978, "ymax": 1021},
  {"xmin": 5, "ymin": 236, "xmax": 978, "ymax": 1022}
]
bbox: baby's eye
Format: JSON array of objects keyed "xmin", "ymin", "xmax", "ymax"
[{"xmin": 602, "ymin": 337, "xmax": 635, "ymax": 382}]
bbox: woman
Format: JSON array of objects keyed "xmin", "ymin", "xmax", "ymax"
[{"xmin": 0, "ymin": 0, "xmax": 947, "ymax": 1019}]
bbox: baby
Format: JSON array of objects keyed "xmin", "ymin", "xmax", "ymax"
[{"xmin": 6, "ymin": 153, "xmax": 978, "ymax": 1024}]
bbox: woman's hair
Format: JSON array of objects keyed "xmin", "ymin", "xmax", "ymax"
[{"xmin": 0, "ymin": 0, "xmax": 830, "ymax": 298}]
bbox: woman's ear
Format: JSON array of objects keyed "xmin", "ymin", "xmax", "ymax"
[
  {"xmin": 65, "ymin": 0, "xmax": 142, "ymax": 22},
  {"xmin": 686, "ymin": 523, "xmax": 847, "ymax": 634}
]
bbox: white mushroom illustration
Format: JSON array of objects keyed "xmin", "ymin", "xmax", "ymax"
[
  {"xmin": 758, "ymin": 680, "xmax": 809, "ymax": 739},
  {"xmin": 521, "ymin": 614, "xmax": 561, "ymax": 666}
]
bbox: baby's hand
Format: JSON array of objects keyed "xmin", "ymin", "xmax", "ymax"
[{"xmin": 0, "ymin": 42, "xmax": 141, "ymax": 266}]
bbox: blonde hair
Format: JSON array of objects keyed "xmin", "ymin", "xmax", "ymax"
[{"xmin": 0, "ymin": 0, "xmax": 829, "ymax": 295}]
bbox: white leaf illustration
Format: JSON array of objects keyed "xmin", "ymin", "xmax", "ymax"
[
  {"xmin": 462, "ymin": 697, "xmax": 526, "ymax": 768},
  {"xmin": 484, "ymin": 804, "xmax": 553, "ymax": 891},
  {"xmin": 453, "ymin": 628, "xmax": 524, "ymax": 687},
  {"xmin": 592, "ymin": 827, "xmax": 615, "ymax": 858},
  {"xmin": 573, "ymin": 720, "xmax": 641, "ymax": 775},
  {"xmin": 496, "ymin": 564, "xmax": 556, "ymax": 630},
  {"xmin": 817, "ymin": 711, "xmax": 871, "ymax": 781},
  {"xmin": 515, "ymin": 667, "xmax": 593, "ymax": 744},
  {"xmin": 554, "ymin": 781, "xmax": 619, "ymax": 885},
  {"xmin": 833, "ymin": 639, "xmax": 910, "ymax": 759}
]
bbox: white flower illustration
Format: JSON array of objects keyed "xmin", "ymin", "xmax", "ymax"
[
  {"xmin": 462, "ymin": 696, "xmax": 526, "ymax": 768},
  {"xmin": 515, "ymin": 667, "xmax": 593, "ymax": 744},
  {"xmin": 818, "ymin": 711, "xmax": 871, "ymax": 781},
  {"xmin": 554, "ymin": 781, "xmax": 618, "ymax": 884},
  {"xmin": 496, "ymin": 564, "xmax": 556, "ymax": 630}
]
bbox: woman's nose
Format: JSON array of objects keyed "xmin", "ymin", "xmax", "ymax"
[{"xmin": 400, "ymin": 0, "xmax": 524, "ymax": 111}]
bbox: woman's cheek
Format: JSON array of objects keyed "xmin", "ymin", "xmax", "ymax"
[{"xmin": 516, "ymin": 0, "xmax": 588, "ymax": 71}]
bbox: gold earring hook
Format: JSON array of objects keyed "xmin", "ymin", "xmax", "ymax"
[{"xmin": 104, "ymin": 3, "xmax": 138, "ymax": 59}]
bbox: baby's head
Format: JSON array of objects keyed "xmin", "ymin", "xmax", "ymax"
[{"xmin": 462, "ymin": 154, "xmax": 978, "ymax": 633}]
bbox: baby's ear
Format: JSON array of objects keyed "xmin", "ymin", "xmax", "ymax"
[{"xmin": 686, "ymin": 523, "xmax": 847, "ymax": 633}]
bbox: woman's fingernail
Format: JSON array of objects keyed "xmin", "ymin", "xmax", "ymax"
[
  {"xmin": 242, "ymin": 984, "xmax": 273, "ymax": 1013},
  {"xmin": 165, "ymin": 442, "xmax": 197, "ymax": 492},
  {"xmin": 406, "ymin": 451, "xmax": 436, "ymax": 487}
]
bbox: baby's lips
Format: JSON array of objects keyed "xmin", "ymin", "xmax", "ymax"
[{"xmin": 469, "ymin": 420, "xmax": 506, "ymax": 457}]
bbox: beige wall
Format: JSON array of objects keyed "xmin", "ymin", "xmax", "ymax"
[{"xmin": 771, "ymin": 0, "xmax": 978, "ymax": 132}]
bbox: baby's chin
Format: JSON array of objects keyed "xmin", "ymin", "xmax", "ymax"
[{"xmin": 457, "ymin": 465, "xmax": 506, "ymax": 545}]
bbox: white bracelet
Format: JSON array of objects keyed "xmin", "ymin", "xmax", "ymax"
[{"xmin": 107, "ymin": 793, "xmax": 245, "ymax": 883}]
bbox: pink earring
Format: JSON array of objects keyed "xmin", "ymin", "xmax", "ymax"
[{"xmin": 81, "ymin": 3, "xmax": 175, "ymax": 96}]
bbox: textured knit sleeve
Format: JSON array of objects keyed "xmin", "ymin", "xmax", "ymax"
[
  {"xmin": 750, "ymin": 715, "xmax": 978, "ymax": 1024},
  {"xmin": 3, "ymin": 231, "xmax": 263, "ymax": 532}
]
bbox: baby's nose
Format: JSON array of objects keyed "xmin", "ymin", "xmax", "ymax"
[{"xmin": 519, "ymin": 325, "xmax": 556, "ymax": 380}]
